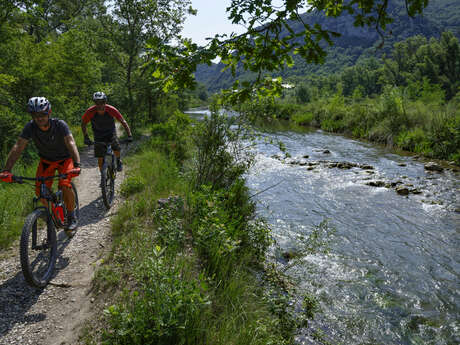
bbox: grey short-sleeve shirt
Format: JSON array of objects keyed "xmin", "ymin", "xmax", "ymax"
[{"xmin": 20, "ymin": 118, "xmax": 71, "ymax": 161}]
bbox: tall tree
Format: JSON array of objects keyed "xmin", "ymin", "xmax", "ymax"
[
  {"xmin": 96, "ymin": 0, "xmax": 192, "ymax": 128},
  {"xmin": 16, "ymin": 0, "xmax": 101, "ymax": 42}
]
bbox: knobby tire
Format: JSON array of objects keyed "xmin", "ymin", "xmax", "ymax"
[
  {"xmin": 20, "ymin": 209, "xmax": 57, "ymax": 288},
  {"xmin": 101, "ymin": 162, "xmax": 115, "ymax": 209},
  {"xmin": 71, "ymin": 181, "xmax": 80, "ymax": 224}
]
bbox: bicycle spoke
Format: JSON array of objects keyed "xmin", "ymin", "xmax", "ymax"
[
  {"xmin": 20, "ymin": 209, "xmax": 57, "ymax": 288},
  {"xmin": 101, "ymin": 163, "xmax": 115, "ymax": 209}
]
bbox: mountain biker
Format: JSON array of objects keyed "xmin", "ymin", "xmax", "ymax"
[
  {"xmin": 0, "ymin": 97, "xmax": 81, "ymax": 235},
  {"xmin": 81, "ymin": 92, "xmax": 132, "ymax": 173}
]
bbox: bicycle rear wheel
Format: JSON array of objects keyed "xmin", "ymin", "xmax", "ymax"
[
  {"xmin": 20, "ymin": 208, "xmax": 57, "ymax": 288},
  {"xmin": 101, "ymin": 161, "xmax": 115, "ymax": 209}
]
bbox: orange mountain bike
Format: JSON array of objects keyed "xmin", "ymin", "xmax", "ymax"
[{"xmin": 10, "ymin": 174, "xmax": 79, "ymax": 288}]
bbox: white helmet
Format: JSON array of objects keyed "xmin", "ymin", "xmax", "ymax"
[
  {"xmin": 27, "ymin": 97, "xmax": 51, "ymax": 114},
  {"xmin": 93, "ymin": 91, "xmax": 107, "ymax": 102}
]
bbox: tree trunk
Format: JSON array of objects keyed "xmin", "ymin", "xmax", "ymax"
[{"xmin": 126, "ymin": 55, "xmax": 135, "ymax": 130}]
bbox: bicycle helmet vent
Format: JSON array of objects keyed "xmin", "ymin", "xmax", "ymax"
[
  {"xmin": 27, "ymin": 97, "xmax": 51, "ymax": 114},
  {"xmin": 93, "ymin": 91, "xmax": 107, "ymax": 101}
]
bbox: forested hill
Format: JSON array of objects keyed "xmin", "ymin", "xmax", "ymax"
[{"xmin": 195, "ymin": 0, "xmax": 460, "ymax": 92}]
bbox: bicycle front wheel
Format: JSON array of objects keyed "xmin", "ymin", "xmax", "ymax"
[
  {"xmin": 101, "ymin": 162, "xmax": 115, "ymax": 209},
  {"xmin": 20, "ymin": 208, "xmax": 57, "ymax": 288},
  {"xmin": 71, "ymin": 181, "xmax": 80, "ymax": 221}
]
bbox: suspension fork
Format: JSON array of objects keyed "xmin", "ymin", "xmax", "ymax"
[{"xmin": 31, "ymin": 206, "xmax": 51, "ymax": 250}]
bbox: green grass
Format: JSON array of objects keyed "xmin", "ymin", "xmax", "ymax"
[{"xmin": 0, "ymin": 164, "xmax": 40, "ymax": 249}]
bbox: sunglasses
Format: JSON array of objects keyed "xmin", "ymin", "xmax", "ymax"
[
  {"xmin": 31, "ymin": 112, "xmax": 49, "ymax": 119},
  {"xmin": 95, "ymin": 100, "xmax": 106, "ymax": 106}
]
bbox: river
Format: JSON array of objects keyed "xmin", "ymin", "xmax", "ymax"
[{"xmin": 186, "ymin": 110, "xmax": 459, "ymax": 345}]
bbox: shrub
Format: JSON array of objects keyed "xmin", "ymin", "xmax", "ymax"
[
  {"xmin": 368, "ymin": 117, "xmax": 393, "ymax": 144},
  {"xmin": 0, "ymin": 106, "xmax": 22, "ymax": 164},
  {"xmin": 190, "ymin": 182, "xmax": 271, "ymax": 280},
  {"xmin": 150, "ymin": 110, "xmax": 191, "ymax": 163},
  {"xmin": 396, "ymin": 128, "xmax": 431, "ymax": 153},
  {"xmin": 103, "ymin": 255, "xmax": 210, "ymax": 345},
  {"xmin": 291, "ymin": 111, "xmax": 313, "ymax": 126},
  {"xmin": 428, "ymin": 110, "xmax": 460, "ymax": 161},
  {"xmin": 379, "ymin": 85, "xmax": 407, "ymax": 133},
  {"xmin": 191, "ymin": 107, "xmax": 253, "ymax": 190},
  {"xmin": 120, "ymin": 176, "xmax": 146, "ymax": 197}
]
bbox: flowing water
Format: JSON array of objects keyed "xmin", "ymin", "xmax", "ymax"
[{"xmin": 187, "ymin": 110, "xmax": 460, "ymax": 345}]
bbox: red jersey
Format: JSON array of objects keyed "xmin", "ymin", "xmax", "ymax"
[{"xmin": 82, "ymin": 104, "xmax": 124, "ymax": 139}]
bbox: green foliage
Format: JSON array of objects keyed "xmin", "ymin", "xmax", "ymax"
[
  {"xmin": 0, "ymin": 165, "xmax": 41, "ymax": 249},
  {"xmin": 94, "ymin": 0, "xmax": 192, "ymax": 128},
  {"xmin": 396, "ymin": 128, "xmax": 431, "ymax": 153},
  {"xmin": 150, "ymin": 110, "xmax": 192, "ymax": 163},
  {"xmin": 428, "ymin": 110, "xmax": 460, "ymax": 161},
  {"xmin": 291, "ymin": 110, "xmax": 314, "ymax": 126},
  {"xmin": 189, "ymin": 183, "xmax": 271, "ymax": 279},
  {"xmin": 191, "ymin": 106, "xmax": 254, "ymax": 190},
  {"xmin": 0, "ymin": 107, "xmax": 21, "ymax": 163},
  {"xmin": 94, "ymin": 135, "xmax": 298, "ymax": 344},
  {"xmin": 295, "ymin": 84, "xmax": 311, "ymax": 103},
  {"xmin": 120, "ymin": 176, "xmax": 146, "ymax": 197},
  {"xmin": 244, "ymin": 75, "xmax": 460, "ymax": 163},
  {"xmin": 382, "ymin": 31, "xmax": 460, "ymax": 101},
  {"xmin": 145, "ymin": 0, "xmax": 433, "ymax": 104},
  {"xmin": 40, "ymin": 28, "xmax": 103, "ymax": 124},
  {"xmin": 153, "ymin": 199, "xmax": 187, "ymax": 251},
  {"xmin": 103, "ymin": 255, "xmax": 210, "ymax": 345},
  {"xmin": 93, "ymin": 266, "xmax": 121, "ymax": 291}
]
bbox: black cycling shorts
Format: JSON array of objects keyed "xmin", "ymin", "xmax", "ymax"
[{"xmin": 94, "ymin": 135, "xmax": 121, "ymax": 157}]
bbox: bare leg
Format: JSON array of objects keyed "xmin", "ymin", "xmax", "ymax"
[{"xmin": 61, "ymin": 185, "xmax": 75, "ymax": 212}]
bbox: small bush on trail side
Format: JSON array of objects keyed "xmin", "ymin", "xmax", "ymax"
[
  {"xmin": 120, "ymin": 176, "xmax": 146, "ymax": 197},
  {"xmin": 191, "ymin": 107, "xmax": 254, "ymax": 191},
  {"xmin": 150, "ymin": 110, "xmax": 191, "ymax": 163}
]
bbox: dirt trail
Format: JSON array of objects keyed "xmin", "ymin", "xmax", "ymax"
[{"xmin": 0, "ymin": 144, "xmax": 126, "ymax": 345}]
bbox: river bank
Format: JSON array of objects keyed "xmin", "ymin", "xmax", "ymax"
[
  {"xmin": 234, "ymin": 90, "xmax": 460, "ymax": 166},
  {"xmin": 81, "ymin": 112, "xmax": 312, "ymax": 344}
]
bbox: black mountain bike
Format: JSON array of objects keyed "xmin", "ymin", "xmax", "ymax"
[
  {"xmin": 94, "ymin": 141, "xmax": 117, "ymax": 209},
  {"xmin": 94, "ymin": 140, "xmax": 129, "ymax": 209},
  {"xmin": 11, "ymin": 174, "xmax": 79, "ymax": 288}
]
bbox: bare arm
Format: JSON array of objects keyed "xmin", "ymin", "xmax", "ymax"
[
  {"xmin": 119, "ymin": 118, "xmax": 132, "ymax": 137},
  {"xmin": 81, "ymin": 121, "xmax": 88, "ymax": 137},
  {"xmin": 3, "ymin": 137, "xmax": 28, "ymax": 171},
  {"xmin": 64, "ymin": 134, "xmax": 80, "ymax": 165}
]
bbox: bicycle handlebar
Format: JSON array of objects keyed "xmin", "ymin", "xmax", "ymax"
[
  {"xmin": 11, "ymin": 174, "xmax": 69, "ymax": 184},
  {"xmin": 91, "ymin": 139, "xmax": 131, "ymax": 145}
]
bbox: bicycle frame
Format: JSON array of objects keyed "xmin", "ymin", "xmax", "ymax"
[
  {"xmin": 93, "ymin": 139, "xmax": 129, "ymax": 209},
  {"xmin": 93, "ymin": 141, "xmax": 116, "ymax": 170},
  {"xmin": 104, "ymin": 143, "xmax": 116, "ymax": 171},
  {"xmin": 14, "ymin": 174, "xmax": 69, "ymax": 229}
]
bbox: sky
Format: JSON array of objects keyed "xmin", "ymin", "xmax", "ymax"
[{"xmin": 181, "ymin": 1, "xmax": 246, "ymax": 47}]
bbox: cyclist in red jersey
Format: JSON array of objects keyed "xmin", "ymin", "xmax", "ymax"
[
  {"xmin": 0, "ymin": 97, "xmax": 81, "ymax": 235},
  {"xmin": 81, "ymin": 92, "xmax": 132, "ymax": 172}
]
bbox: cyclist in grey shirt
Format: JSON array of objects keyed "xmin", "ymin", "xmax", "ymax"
[{"xmin": 0, "ymin": 97, "xmax": 81, "ymax": 236}]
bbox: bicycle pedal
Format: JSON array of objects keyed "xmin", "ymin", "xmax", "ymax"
[{"xmin": 64, "ymin": 229, "xmax": 76, "ymax": 238}]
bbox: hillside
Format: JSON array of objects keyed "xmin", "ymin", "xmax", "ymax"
[{"xmin": 195, "ymin": 0, "xmax": 460, "ymax": 92}]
